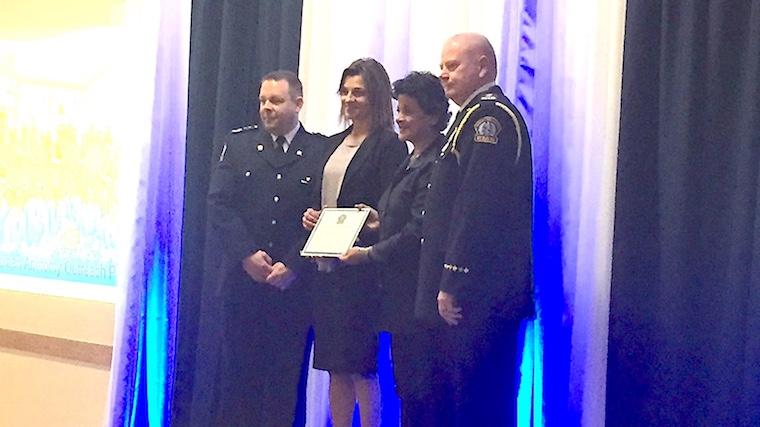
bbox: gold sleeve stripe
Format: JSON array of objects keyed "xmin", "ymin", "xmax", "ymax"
[
  {"xmin": 444, "ymin": 104, "xmax": 481, "ymax": 158},
  {"xmin": 445, "ymin": 102, "xmax": 524, "ymax": 165},
  {"xmin": 495, "ymin": 102, "xmax": 524, "ymax": 164}
]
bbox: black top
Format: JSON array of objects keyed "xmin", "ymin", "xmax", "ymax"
[
  {"xmin": 371, "ymin": 135, "xmax": 443, "ymax": 333},
  {"xmin": 415, "ymin": 86, "xmax": 535, "ymax": 324}
]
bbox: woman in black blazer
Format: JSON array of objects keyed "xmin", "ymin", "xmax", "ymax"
[
  {"xmin": 340, "ymin": 72, "xmax": 450, "ymax": 426},
  {"xmin": 302, "ymin": 58, "xmax": 407, "ymax": 427}
]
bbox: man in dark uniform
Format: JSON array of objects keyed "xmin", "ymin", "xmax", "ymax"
[
  {"xmin": 207, "ymin": 70, "xmax": 324, "ymax": 426},
  {"xmin": 415, "ymin": 33, "xmax": 534, "ymax": 426}
]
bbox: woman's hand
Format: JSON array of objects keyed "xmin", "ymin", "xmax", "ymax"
[
  {"xmin": 339, "ymin": 246, "xmax": 371, "ymax": 265},
  {"xmin": 302, "ymin": 207, "xmax": 321, "ymax": 231},
  {"xmin": 355, "ymin": 203, "xmax": 380, "ymax": 232}
]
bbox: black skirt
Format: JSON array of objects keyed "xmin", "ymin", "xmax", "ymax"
[{"xmin": 311, "ymin": 262, "xmax": 381, "ymax": 375}]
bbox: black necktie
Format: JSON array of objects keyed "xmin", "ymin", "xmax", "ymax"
[{"xmin": 274, "ymin": 136, "xmax": 287, "ymax": 153}]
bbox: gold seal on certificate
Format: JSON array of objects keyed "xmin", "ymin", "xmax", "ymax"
[{"xmin": 300, "ymin": 208, "xmax": 370, "ymax": 257}]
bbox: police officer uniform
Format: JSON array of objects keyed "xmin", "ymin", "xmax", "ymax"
[
  {"xmin": 207, "ymin": 123, "xmax": 325, "ymax": 426},
  {"xmin": 415, "ymin": 85, "xmax": 534, "ymax": 426}
]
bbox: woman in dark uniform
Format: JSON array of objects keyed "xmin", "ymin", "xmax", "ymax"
[
  {"xmin": 301, "ymin": 58, "xmax": 407, "ymax": 427},
  {"xmin": 340, "ymin": 71, "xmax": 450, "ymax": 426}
]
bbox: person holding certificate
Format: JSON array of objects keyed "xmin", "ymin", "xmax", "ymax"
[
  {"xmin": 338, "ymin": 71, "xmax": 450, "ymax": 426},
  {"xmin": 300, "ymin": 58, "xmax": 407, "ymax": 427}
]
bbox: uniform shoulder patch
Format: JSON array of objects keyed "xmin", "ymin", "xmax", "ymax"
[{"xmin": 473, "ymin": 116, "xmax": 502, "ymax": 144}]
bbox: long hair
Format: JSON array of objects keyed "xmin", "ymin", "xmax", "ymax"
[{"xmin": 337, "ymin": 58, "xmax": 394, "ymax": 132}]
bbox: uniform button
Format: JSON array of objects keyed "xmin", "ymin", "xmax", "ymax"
[
  {"xmin": 245, "ymin": 171, "xmax": 251, "ymax": 177},
  {"xmin": 426, "ymin": 183, "xmax": 431, "ymax": 189},
  {"xmin": 271, "ymin": 219, "xmax": 277, "ymax": 225},
  {"xmin": 276, "ymin": 173, "xmax": 282, "ymax": 180},
  {"xmin": 420, "ymin": 238, "xmax": 425, "ymax": 244},
  {"xmin": 273, "ymin": 196, "xmax": 280, "ymax": 202},
  {"xmin": 257, "ymin": 144, "xmax": 264, "ymax": 152},
  {"xmin": 421, "ymin": 209, "xmax": 426, "ymax": 216}
]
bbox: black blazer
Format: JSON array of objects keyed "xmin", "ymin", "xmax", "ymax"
[
  {"xmin": 312, "ymin": 126, "xmax": 407, "ymax": 211},
  {"xmin": 286, "ymin": 126, "xmax": 407, "ymax": 274},
  {"xmin": 371, "ymin": 136, "xmax": 443, "ymax": 333}
]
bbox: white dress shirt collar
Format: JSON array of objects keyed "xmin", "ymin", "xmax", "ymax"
[{"xmin": 270, "ymin": 122, "xmax": 301, "ymax": 153}]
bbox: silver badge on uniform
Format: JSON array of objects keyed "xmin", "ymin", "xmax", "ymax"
[{"xmin": 473, "ymin": 116, "xmax": 501, "ymax": 144}]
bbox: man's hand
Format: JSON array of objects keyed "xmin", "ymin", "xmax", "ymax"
[
  {"xmin": 241, "ymin": 250, "xmax": 273, "ymax": 283},
  {"xmin": 354, "ymin": 204, "xmax": 380, "ymax": 232},
  {"xmin": 302, "ymin": 208, "xmax": 321, "ymax": 231},
  {"xmin": 339, "ymin": 246, "xmax": 371, "ymax": 265},
  {"xmin": 437, "ymin": 290, "xmax": 463, "ymax": 326},
  {"xmin": 266, "ymin": 262, "xmax": 297, "ymax": 291}
]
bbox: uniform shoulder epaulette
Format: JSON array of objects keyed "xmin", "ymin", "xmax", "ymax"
[
  {"xmin": 479, "ymin": 92, "xmax": 498, "ymax": 102},
  {"xmin": 230, "ymin": 124, "xmax": 258, "ymax": 134}
]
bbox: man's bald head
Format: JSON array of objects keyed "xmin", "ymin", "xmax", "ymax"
[
  {"xmin": 447, "ymin": 33, "xmax": 498, "ymax": 77},
  {"xmin": 439, "ymin": 33, "xmax": 498, "ymax": 105}
]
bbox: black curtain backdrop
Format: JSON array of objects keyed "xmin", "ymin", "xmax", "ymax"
[
  {"xmin": 608, "ymin": 2, "xmax": 760, "ymax": 426},
  {"xmin": 172, "ymin": 1, "xmax": 304, "ymax": 425}
]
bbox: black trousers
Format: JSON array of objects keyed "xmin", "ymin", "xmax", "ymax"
[
  {"xmin": 390, "ymin": 314, "xmax": 521, "ymax": 427},
  {"xmin": 446, "ymin": 316, "xmax": 521, "ymax": 427},
  {"xmin": 391, "ymin": 325, "xmax": 446, "ymax": 427},
  {"xmin": 216, "ymin": 281, "xmax": 311, "ymax": 427}
]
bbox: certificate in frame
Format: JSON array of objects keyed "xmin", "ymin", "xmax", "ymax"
[{"xmin": 300, "ymin": 208, "xmax": 370, "ymax": 257}]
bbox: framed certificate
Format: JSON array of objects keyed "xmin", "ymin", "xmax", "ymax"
[{"xmin": 300, "ymin": 208, "xmax": 370, "ymax": 257}]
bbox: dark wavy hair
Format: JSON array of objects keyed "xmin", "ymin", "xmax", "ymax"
[
  {"xmin": 337, "ymin": 58, "xmax": 394, "ymax": 131},
  {"xmin": 392, "ymin": 71, "xmax": 450, "ymax": 132}
]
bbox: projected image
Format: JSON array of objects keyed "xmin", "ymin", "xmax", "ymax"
[{"xmin": 0, "ymin": 2, "xmax": 126, "ymax": 287}]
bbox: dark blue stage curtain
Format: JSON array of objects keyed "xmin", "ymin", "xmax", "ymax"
[
  {"xmin": 174, "ymin": 1, "xmax": 304, "ymax": 425},
  {"xmin": 608, "ymin": 1, "xmax": 760, "ymax": 425}
]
